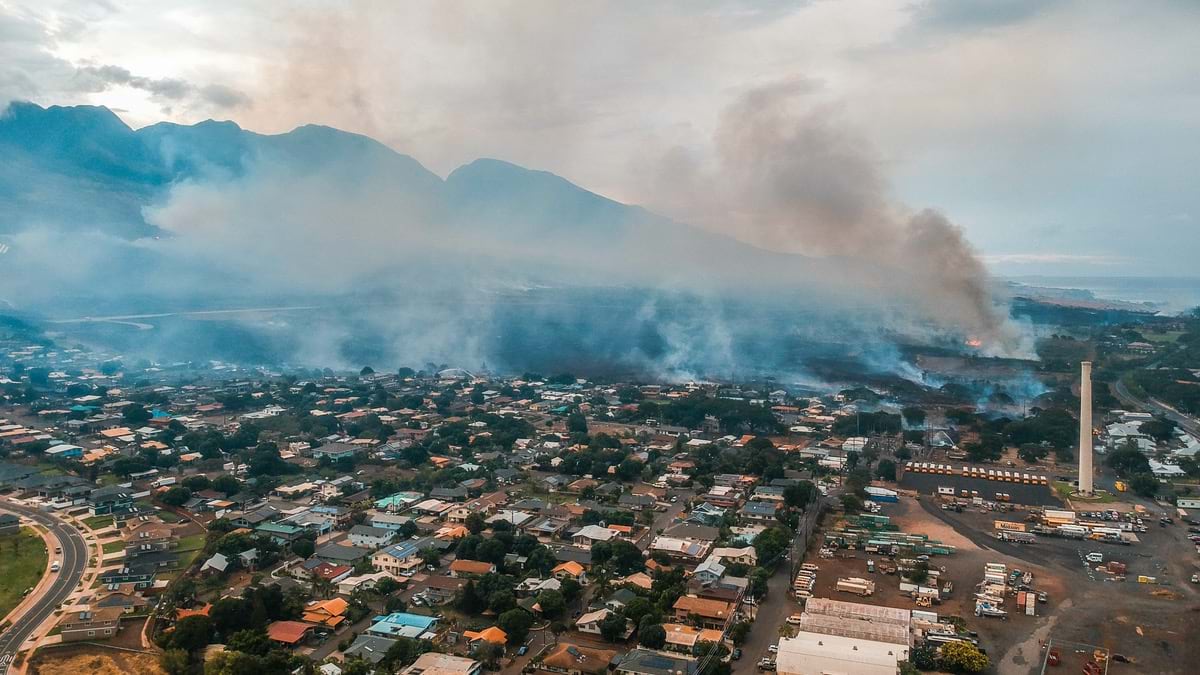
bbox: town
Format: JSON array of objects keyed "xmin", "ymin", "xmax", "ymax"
[{"xmin": 0, "ymin": 309, "xmax": 1198, "ymax": 675}]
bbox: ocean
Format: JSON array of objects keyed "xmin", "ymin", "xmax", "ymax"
[{"xmin": 1005, "ymin": 276, "xmax": 1200, "ymax": 314}]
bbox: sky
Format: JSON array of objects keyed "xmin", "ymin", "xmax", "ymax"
[{"xmin": 1, "ymin": 0, "xmax": 1198, "ymax": 278}]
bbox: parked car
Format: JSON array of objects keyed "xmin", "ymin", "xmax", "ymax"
[
  {"xmin": 517, "ymin": 645, "xmax": 528, "ymax": 656},
  {"xmin": 732, "ymin": 649, "xmax": 742, "ymax": 661},
  {"xmin": 786, "ymin": 615, "xmax": 803, "ymax": 625}
]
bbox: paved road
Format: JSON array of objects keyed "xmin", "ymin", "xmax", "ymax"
[
  {"xmin": 732, "ymin": 497, "xmax": 826, "ymax": 675},
  {"xmin": 1113, "ymin": 378, "xmax": 1200, "ymax": 437},
  {"xmin": 0, "ymin": 502, "xmax": 89, "ymax": 674}
]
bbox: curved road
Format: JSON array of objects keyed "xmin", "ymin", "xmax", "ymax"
[
  {"xmin": 0, "ymin": 502, "xmax": 89, "ymax": 674},
  {"xmin": 1112, "ymin": 378, "xmax": 1200, "ymax": 437}
]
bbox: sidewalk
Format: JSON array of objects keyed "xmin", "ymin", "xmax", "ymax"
[{"xmin": 0, "ymin": 522, "xmax": 55, "ymax": 628}]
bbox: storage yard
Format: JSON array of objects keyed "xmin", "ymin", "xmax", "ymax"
[
  {"xmin": 901, "ymin": 492, "xmax": 1199, "ymax": 673},
  {"xmin": 782, "ymin": 490, "xmax": 1200, "ymax": 674}
]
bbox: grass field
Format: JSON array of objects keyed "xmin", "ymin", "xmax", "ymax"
[
  {"xmin": 82, "ymin": 515, "xmax": 114, "ymax": 530},
  {"xmin": 101, "ymin": 541, "xmax": 125, "ymax": 554},
  {"xmin": 1055, "ymin": 481, "xmax": 1117, "ymax": 503},
  {"xmin": 0, "ymin": 527, "xmax": 48, "ymax": 620}
]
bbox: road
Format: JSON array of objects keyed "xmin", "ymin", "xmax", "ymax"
[
  {"xmin": 732, "ymin": 496, "xmax": 827, "ymax": 675},
  {"xmin": 0, "ymin": 502, "xmax": 89, "ymax": 674},
  {"xmin": 1113, "ymin": 378, "xmax": 1200, "ymax": 437}
]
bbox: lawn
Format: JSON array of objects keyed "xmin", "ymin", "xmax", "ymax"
[
  {"xmin": 101, "ymin": 541, "xmax": 126, "ymax": 554},
  {"xmin": 157, "ymin": 510, "xmax": 181, "ymax": 523},
  {"xmin": 170, "ymin": 533, "xmax": 209, "ymax": 576},
  {"xmin": 0, "ymin": 527, "xmax": 49, "ymax": 620},
  {"xmin": 82, "ymin": 515, "xmax": 114, "ymax": 530},
  {"xmin": 1055, "ymin": 481, "xmax": 1117, "ymax": 503}
]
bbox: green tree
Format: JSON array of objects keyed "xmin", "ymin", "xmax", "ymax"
[
  {"xmin": 123, "ymin": 403, "xmax": 152, "ymax": 424},
  {"xmin": 159, "ymin": 648, "xmax": 190, "ymax": 675},
  {"xmin": 938, "ymin": 640, "xmax": 989, "ymax": 673},
  {"xmin": 160, "ymin": 486, "xmax": 192, "ymax": 507},
  {"xmin": 1129, "ymin": 472, "xmax": 1160, "ymax": 498},
  {"xmin": 536, "ymin": 589, "xmax": 566, "ymax": 618},
  {"xmin": 182, "ymin": 475, "xmax": 211, "ymax": 491},
  {"xmin": 290, "ymin": 538, "xmax": 315, "ymax": 559},
  {"xmin": 498, "ymin": 609, "xmax": 534, "ymax": 644},
  {"xmin": 170, "ymin": 615, "xmax": 214, "ymax": 652},
  {"xmin": 875, "ymin": 459, "xmax": 897, "ymax": 482},
  {"xmin": 729, "ymin": 621, "xmax": 752, "ymax": 645},
  {"xmin": 213, "ymin": 474, "xmax": 241, "ymax": 496},
  {"xmin": 465, "ymin": 512, "xmax": 487, "ymax": 535},
  {"xmin": 566, "ymin": 412, "xmax": 588, "ymax": 435},
  {"xmin": 599, "ymin": 612, "xmax": 629, "ymax": 642},
  {"xmin": 559, "ymin": 578, "xmax": 583, "ymax": 603},
  {"xmin": 752, "ymin": 527, "xmax": 791, "ymax": 563},
  {"xmin": 638, "ymin": 622, "xmax": 666, "ymax": 648},
  {"xmin": 1106, "ymin": 442, "xmax": 1151, "ymax": 477}
]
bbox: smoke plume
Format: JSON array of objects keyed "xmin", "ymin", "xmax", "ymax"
[{"xmin": 644, "ymin": 78, "xmax": 1026, "ymax": 355}]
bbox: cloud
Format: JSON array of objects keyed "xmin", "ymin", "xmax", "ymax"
[{"xmin": 72, "ymin": 63, "xmax": 248, "ymax": 109}]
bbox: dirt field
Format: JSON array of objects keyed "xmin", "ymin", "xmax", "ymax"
[
  {"xmin": 875, "ymin": 495, "xmax": 1200, "ymax": 674},
  {"xmin": 29, "ymin": 648, "xmax": 163, "ymax": 675}
]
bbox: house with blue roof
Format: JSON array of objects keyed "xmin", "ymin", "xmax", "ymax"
[
  {"xmin": 366, "ymin": 612, "xmax": 439, "ymax": 639},
  {"xmin": 371, "ymin": 540, "xmax": 421, "ymax": 575}
]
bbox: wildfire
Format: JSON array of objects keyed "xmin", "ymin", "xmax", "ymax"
[{"xmin": 965, "ymin": 337, "xmax": 983, "ymax": 348}]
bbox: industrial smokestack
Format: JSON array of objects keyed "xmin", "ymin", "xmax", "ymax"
[{"xmin": 1078, "ymin": 361, "xmax": 1093, "ymax": 495}]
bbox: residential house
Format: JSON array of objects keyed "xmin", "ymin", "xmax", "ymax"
[
  {"xmin": 338, "ymin": 571, "xmax": 395, "ymax": 595},
  {"xmin": 373, "ymin": 541, "xmax": 422, "ymax": 576},
  {"xmin": 648, "ymin": 537, "xmax": 711, "ymax": 565},
  {"xmin": 123, "ymin": 521, "xmax": 175, "ymax": 558},
  {"xmin": 615, "ymin": 650, "xmax": 699, "ymax": 675},
  {"xmin": 349, "ymin": 525, "xmax": 396, "ymax": 549},
  {"xmin": 691, "ymin": 557, "xmax": 726, "ymax": 586},
  {"xmin": 422, "ymin": 576, "xmax": 466, "ymax": 605},
  {"xmin": 605, "ymin": 588, "xmax": 638, "ymax": 613},
  {"xmin": 311, "ymin": 442, "xmax": 358, "ymax": 460},
  {"xmin": 672, "ymin": 595, "xmax": 735, "ymax": 629},
  {"xmin": 0, "ymin": 513, "xmax": 19, "ymax": 535},
  {"xmin": 463, "ymin": 626, "xmax": 507, "ymax": 650},
  {"xmin": 618, "ymin": 493, "xmax": 656, "ymax": 511},
  {"xmin": 552, "ymin": 561, "xmax": 587, "ymax": 584},
  {"xmin": 401, "ymin": 653, "xmax": 481, "ymax": 675},
  {"xmin": 58, "ymin": 606, "xmax": 123, "ymax": 642},
  {"xmin": 573, "ymin": 525, "xmax": 617, "ymax": 546},
  {"xmin": 267, "ymin": 620, "xmax": 314, "ymax": 647},
  {"xmin": 256, "ymin": 522, "xmax": 306, "ymax": 545},
  {"xmin": 431, "ymin": 486, "xmax": 469, "ymax": 502},
  {"xmin": 303, "ymin": 598, "xmax": 350, "ymax": 628},
  {"xmin": 449, "ymin": 559, "xmax": 496, "ymax": 578},
  {"xmin": 367, "ymin": 612, "xmax": 440, "ymax": 639},
  {"xmin": 89, "ymin": 485, "xmax": 134, "ymax": 516},
  {"xmin": 661, "ymin": 623, "xmax": 725, "ymax": 656},
  {"xmin": 345, "ymin": 634, "xmax": 400, "ymax": 666},
  {"xmin": 575, "ymin": 608, "xmax": 613, "ymax": 635},
  {"xmin": 739, "ymin": 501, "xmax": 780, "ymax": 524},
  {"xmin": 710, "ymin": 546, "xmax": 757, "ymax": 567},
  {"xmin": 370, "ymin": 513, "xmax": 414, "ymax": 532},
  {"xmin": 537, "ymin": 643, "xmax": 616, "ymax": 675}
]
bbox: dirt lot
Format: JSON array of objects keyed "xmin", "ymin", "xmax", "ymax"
[
  {"xmin": 29, "ymin": 647, "xmax": 163, "ymax": 675},
  {"xmin": 876, "ymin": 495, "xmax": 1200, "ymax": 674}
]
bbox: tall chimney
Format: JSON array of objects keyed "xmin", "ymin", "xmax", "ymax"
[{"xmin": 1078, "ymin": 361, "xmax": 1093, "ymax": 495}]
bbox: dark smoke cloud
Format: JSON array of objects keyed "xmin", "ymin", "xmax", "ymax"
[{"xmin": 645, "ymin": 78, "xmax": 1028, "ymax": 355}]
